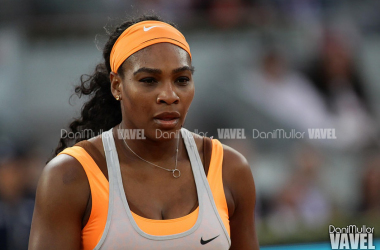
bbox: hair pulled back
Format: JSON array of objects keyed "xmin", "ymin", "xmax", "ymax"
[{"xmin": 51, "ymin": 15, "xmax": 173, "ymax": 161}]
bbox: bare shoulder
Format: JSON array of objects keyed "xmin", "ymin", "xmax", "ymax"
[
  {"xmin": 221, "ymin": 143, "xmax": 252, "ymax": 180},
  {"xmin": 35, "ymin": 153, "xmax": 90, "ymax": 215},
  {"xmin": 220, "ymin": 143, "xmax": 256, "ymax": 217},
  {"xmin": 29, "ymin": 152, "xmax": 90, "ymax": 249},
  {"xmin": 42, "ymin": 153, "xmax": 88, "ymax": 188},
  {"xmin": 220, "ymin": 143, "xmax": 259, "ymax": 250}
]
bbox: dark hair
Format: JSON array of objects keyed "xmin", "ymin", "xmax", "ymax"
[{"xmin": 49, "ymin": 15, "xmax": 176, "ymax": 162}]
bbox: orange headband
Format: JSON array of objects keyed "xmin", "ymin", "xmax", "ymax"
[{"xmin": 110, "ymin": 20, "xmax": 191, "ymax": 73}]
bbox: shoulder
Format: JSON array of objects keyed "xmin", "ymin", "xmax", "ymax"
[
  {"xmin": 220, "ymin": 142, "xmax": 256, "ymax": 216},
  {"xmin": 221, "ymin": 143, "xmax": 251, "ymax": 175},
  {"xmin": 29, "ymin": 150, "xmax": 90, "ymax": 249},
  {"xmin": 34, "ymin": 150, "xmax": 90, "ymax": 218},
  {"xmin": 44, "ymin": 152, "xmax": 87, "ymax": 183},
  {"xmin": 38, "ymin": 150, "xmax": 90, "ymax": 205},
  {"xmin": 218, "ymin": 142, "xmax": 260, "ymax": 249}
]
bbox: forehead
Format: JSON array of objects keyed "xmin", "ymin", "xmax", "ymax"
[{"xmin": 122, "ymin": 43, "xmax": 191, "ymax": 72}]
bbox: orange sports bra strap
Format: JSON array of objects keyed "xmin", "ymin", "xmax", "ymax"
[
  {"xmin": 58, "ymin": 146, "xmax": 109, "ymax": 250},
  {"xmin": 58, "ymin": 146, "xmax": 108, "ymax": 192},
  {"xmin": 207, "ymin": 139, "xmax": 230, "ymax": 236}
]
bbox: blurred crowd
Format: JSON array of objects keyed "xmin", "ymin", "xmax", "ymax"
[
  {"xmin": 1, "ymin": 0, "xmax": 380, "ymax": 249},
  {"xmin": 240, "ymin": 31, "xmax": 378, "ymax": 150},
  {"xmin": 2, "ymin": 1, "xmax": 380, "ymax": 34},
  {"xmin": 0, "ymin": 140, "xmax": 44, "ymax": 249}
]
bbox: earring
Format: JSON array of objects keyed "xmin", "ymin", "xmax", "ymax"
[{"xmin": 116, "ymin": 95, "xmax": 120, "ymax": 101}]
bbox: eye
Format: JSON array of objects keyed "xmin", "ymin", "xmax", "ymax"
[
  {"xmin": 139, "ymin": 77, "xmax": 157, "ymax": 85},
  {"xmin": 176, "ymin": 77, "xmax": 190, "ymax": 85}
]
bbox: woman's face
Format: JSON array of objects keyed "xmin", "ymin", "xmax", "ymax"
[{"xmin": 112, "ymin": 43, "xmax": 194, "ymax": 140}]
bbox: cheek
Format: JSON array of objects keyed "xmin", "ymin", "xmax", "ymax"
[
  {"xmin": 127, "ymin": 97, "xmax": 151, "ymax": 114},
  {"xmin": 122, "ymin": 84, "xmax": 153, "ymax": 117},
  {"xmin": 182, "ymin": 86, "xmax": 195, "ymax": 106}
]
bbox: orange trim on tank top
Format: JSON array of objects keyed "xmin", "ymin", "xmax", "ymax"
[
  {"xmin": 58, "ymin": 139, "xmax": 229, "ymax": 250},
  {"xmin": 208, "ymin": 139, "xmax": 230, "ymax": 236},
  {"xmin": 58, "ymin": 147, "xmax": 109, "ymax": 250}
]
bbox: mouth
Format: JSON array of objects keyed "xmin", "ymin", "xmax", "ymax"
[{"xmin": 153, "ymin": 112, "xmax": 181, "ymax": 129}]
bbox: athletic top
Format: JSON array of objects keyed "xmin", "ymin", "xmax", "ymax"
[{"xmin": 58, "ymin": 127, "xmax": 231, "ymax": 249}]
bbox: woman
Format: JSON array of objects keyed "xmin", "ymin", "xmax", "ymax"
[{"xmin": 29, "ymin": 15, "xmax": 259, "ymax": 249}]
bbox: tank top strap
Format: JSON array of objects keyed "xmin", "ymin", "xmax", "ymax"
[
  {"xmin": 93, "ymin": 127, "xmax": 231, "ymax": 249},
  {"xmin": 85, "ymin": 128, "xmax": 119, "ymax": 250},
  {"xmin": 57, "ymin": 146, "xmax": 109, "ymax": 250},
  {"xmin": 208, "ymin": 139, "xmax": 230, "ymax": 236},
  {"xmin": 180, "ymin": 129, "xmax": 231, "ymax": 243},
  {"xmin": 105, "ymin": 127, "xmax": 205, "ymax": 241}
]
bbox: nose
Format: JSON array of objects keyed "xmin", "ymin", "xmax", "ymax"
[{"xmin": 156, "ymin": 82, "xmax": 179, "ymax": 105}]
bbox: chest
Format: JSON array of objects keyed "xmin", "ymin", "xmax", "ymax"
[{"xmin": 119, "ymin": 159, "xmax": 199, "ymax": 220}]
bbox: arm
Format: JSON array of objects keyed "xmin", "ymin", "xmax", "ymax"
[
  {"xmin": 222, "ymin": 145, "xmax": 260, "ymax": 250},
  {"xmin": 29, "ymin": 154, "xmax": 90, "ymax": 250}
]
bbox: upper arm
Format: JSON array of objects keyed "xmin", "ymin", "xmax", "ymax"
[
  {"xmin": 222, "ymin": 145, "xmax": 259, "ymax": 250},
  {"xmin": 29, "ymin": 154, "xmax": 90, "ymax": 250}
]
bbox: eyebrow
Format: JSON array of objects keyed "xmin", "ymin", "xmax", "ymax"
[
  {"xmin": 172, "ymin": 66, "xmax": 195, "ymax": 74},
  {"xmin": 133, "ymin": 66, "xmax": 195, "ymax": 75}
]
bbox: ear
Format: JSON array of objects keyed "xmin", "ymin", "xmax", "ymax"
[{"xmin": 110, "ymin": 72, "xmax": 122, "ymax": 99}]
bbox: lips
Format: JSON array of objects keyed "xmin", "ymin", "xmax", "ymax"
[
  {"xmin": 153, "ymin": 111, "xmax": 180, "ymax": 129},
  {"xmin": 153, "ymin": 111, "xmax": 180, "ymax": 120}
]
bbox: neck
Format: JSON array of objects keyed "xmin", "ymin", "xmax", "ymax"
[{"xmin": 114, "ymin": 124, "xmax": 184, "ymax": 164}]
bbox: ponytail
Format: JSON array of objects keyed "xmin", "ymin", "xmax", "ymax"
[{"xmin": 50, "ymin": 15, "xmax": 173, "ymax": 161}]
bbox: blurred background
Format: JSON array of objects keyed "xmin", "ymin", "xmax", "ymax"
[{"xmin": 1, "ymin": 0, "xmax": 380, "ymax": 249}]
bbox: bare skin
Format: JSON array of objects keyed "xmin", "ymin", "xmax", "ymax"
[{"xmin": 29, "ymin": 43, "xmax": 259, "ymax": 249}]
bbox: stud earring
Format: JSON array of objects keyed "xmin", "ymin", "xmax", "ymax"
[{"xmin": 116, "ymin": 95, "xmax": 120, "ymax": 101}]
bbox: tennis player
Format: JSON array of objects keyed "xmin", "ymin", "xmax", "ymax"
[{"xmin": 29, "ymin": 15, "xmax": 259, "ymax": 250}]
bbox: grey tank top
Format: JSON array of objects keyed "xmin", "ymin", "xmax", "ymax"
[{"xmin": 93, "ymin": 127, "xmax": 231, "ymax": 249}]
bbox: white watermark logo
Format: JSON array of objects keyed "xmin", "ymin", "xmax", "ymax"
[
  {"xmin": 155, "ymin": 129, "xmax": 208, "ymax": 139},
  {"xmin": 193, "ymin": 129, "xmax": 208, "ymax": 138},
  {"xmin": 60, "ymin": 127, "xmax": 338, "ymax": 141},
  {"xmin": 252, "ymin": 129, "xmax": 305, "ymax": 139},
  {"xmin": 329, "ymin": 225, "xmax": 375, "ymax": 249},
  {"xmin": 250, "ymin": 128, "xmax": 337, "ymax": 140},
  {"xmin": 217, "ymin": 128, "xmax": 246, "ymax": 139},
  {"xmin": 61, "ymin": 129, "xmax": 104, "ymax": 139},
  {"xmin": 308, "ymin": 128, "xmax": 337, "ymax": 139},
  {"xmin": 117, "ymin": 128, "xmax": 146, "ymax": 140}
]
